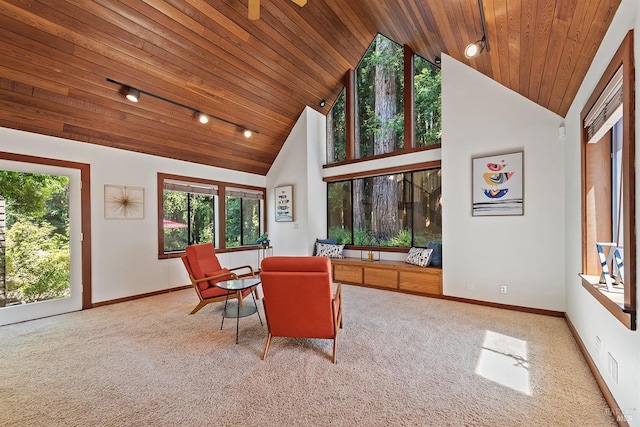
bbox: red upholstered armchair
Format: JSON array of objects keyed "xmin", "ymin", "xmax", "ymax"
[
  {"xmin": 181, "ymin": 243, "xmax": 258, "ymax": 314},
  {"xmin": 260, "ymin": 256, "xmax": 343, "ymax": 363}
]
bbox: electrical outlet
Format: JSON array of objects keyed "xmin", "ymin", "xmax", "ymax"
[
  {"xmin": 500, "ymin": 285, "xmax": 507, "ymax": 294},
  {"xmin": 595, "ymin": 336, "xmax": 601, "ymax": 356},
  {"xmin": 466, "ymin": 282, "xmax": 474, "ymax": 291}
]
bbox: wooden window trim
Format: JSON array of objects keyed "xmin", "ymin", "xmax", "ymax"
[
  {"xmin": 327, "ymin": 37, "xmax": 440, "ymax": 167},
  {"xmin": 323, "ymin": 160, "xmax": 441, "ymax": 183},
  {"xmin": 325, "ymin": 164, "xmax": 441, "ymax": 251},
  {"xmin": 157, "ymin": 172, "xmax": 266, "ymax": 259},
  {"xmin": 579, "ymin": 30, "xmax": 636, "ymax": 330},
  {"xmin": 0, "ymin": 151, "xmax": 92, "ymax": 309}
]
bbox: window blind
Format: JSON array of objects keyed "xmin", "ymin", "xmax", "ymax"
[
  {"xmin": 225, "ymin": 187, "xmax": 264, "ymax": 200},
  {"xmin": 584, "ymin": 66, "xmax": 623, "ymax": 144},
  {"xmin": 164, "ymin": 179, "xmax": 218, "ymax": 195}
]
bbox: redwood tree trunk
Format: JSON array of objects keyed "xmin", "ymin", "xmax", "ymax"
[{"xmin": 372, "ymin": 37, "xmax": 399, "ymax": 239}]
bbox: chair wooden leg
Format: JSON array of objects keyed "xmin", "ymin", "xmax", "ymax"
[
  {"xmin": 190, "ymin": 301, "xmax": 207, "ymax": 315},
  {"xmin": 332, "ymin": 337, "xmax": 337, "ymax": 364},
  {"xmin": 262, "ymin": 333, "xmax": 272, "ymax": 360}
]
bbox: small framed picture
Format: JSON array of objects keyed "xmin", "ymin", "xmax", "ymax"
[
  {"xmin": 275, "ymin": 184, "xmax": 294, "ymax": 222},
  {"xmin": 472, "ymin": 151, "xmax": 524, "ymax": 216}
]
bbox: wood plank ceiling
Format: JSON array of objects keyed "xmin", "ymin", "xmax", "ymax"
[{"xmin": 0, "ymin": 0, "xmax": 621, "ymax": 175}]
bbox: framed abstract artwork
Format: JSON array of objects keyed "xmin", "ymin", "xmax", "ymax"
[
  {"xmin": 472, "ymin": 151, "xmax": 524, "ymax": 216},
  {"xmin": 275, "ymin": 184, "xmax": 294, "ymax": 222},
  {"xmin": 104, "ymin": 185, "xmax": 144, "ymax": 219}
]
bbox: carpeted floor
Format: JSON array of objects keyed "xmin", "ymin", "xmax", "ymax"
[{"xmin": 0, "ymin": 285, "xmax": 615, "ymax": 426}]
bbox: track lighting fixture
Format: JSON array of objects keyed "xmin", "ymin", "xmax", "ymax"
[
  {"xmin": 195, "ymin": 112, "xmax": 209, "ymax": 124},
  {"xmin": 464, "ymin": 38, "xmax": 486, "ymax": 58},
  {"xmin": 465, "ymin": 0, "xmax": 490, "ymax": 59},
  {"xmin": 107, "ymin": 78, "xmax": 258, "ymax": 137},
  {"xmin": 125, "ymin": 87, "xmax": 140, "ymax": 103}
]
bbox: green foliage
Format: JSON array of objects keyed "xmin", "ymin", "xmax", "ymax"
[
  {"xmin": 328, "ymin": 90, "xmax": 347, "ymax": 163},
  {"xmin": 163, "ymin": 190, "xmax": 214, "ymax": 252},
  {"xmin": 226, "ymin": 196, "xmax": 259, "ymax": 247},
  {"xmin": 326, "ymin": 34, "xmax": 441, "ymax": 161},
  {"xmin": 0, "ymin": 171, "xmax": 68, "ymax": 227},
  {"xmin": 6, "ymin": 219, "xmax": 70, "ymax": 303},
  {"xmin": 328, "ymin": 226, "xmax": 351, "ymax": 245},
  {"xmin": 356, "ymin": 34, "xmax": 405, "ymax": 157},
  {"xmin": 0, "ymin": 171, "xmax": 71, "ymax": 304},
  {"xmin": 414, "ymin": 55, "xmax": 442, "ymax": 146},
  {"xmin": 226, "ymin": 196, "xmax": 240, "ymax": 247},
  {"xmin": 381, "ymin": 228, "xmax": 412, "ymax": 247},
  {"xmin": 353, "ymin": 229, "xmax": 369, "ymax": 245}
]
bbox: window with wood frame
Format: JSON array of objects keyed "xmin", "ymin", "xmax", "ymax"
[
  {"xmin": 326, "ymin": 164, "xmax": 441, "ymax": 248},
  {"xmin": 326, "ymin": 34, "xmax": 441, "ymax": 166},
  {"xmin": 580, "ymin": 30, "xmax": 636, "ymax": 330},
  {"xmin": 157, "ymin": 173, "xmax": 265, "ymax": 258}
]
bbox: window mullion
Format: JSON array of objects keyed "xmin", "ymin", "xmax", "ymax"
[{"xmin": 404, "ymin": 44, "xmax": 415, "ymax": 151}]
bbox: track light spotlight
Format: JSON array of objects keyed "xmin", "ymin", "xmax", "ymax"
[
  {"xmin": 464, "ymin": 39, "xmax": 485, "ymax": 58},
  {"xmin": 125, "ymin": 87, "xmax": 140, "ymax": 103},
  {"xmin": 465, "ymin": 0, "xmax": 490, "ymax": 59},
  {"xmin": 243, "ymin": 129, "xmax": 253, "ymax": 138},
  {"xmin": 195, "ymin": 112, "xmax": 209, "ymax": 124}
]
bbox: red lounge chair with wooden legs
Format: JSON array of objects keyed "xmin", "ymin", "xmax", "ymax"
[
  {"xmin": 181, "ymin": 243, "xmax": 258, "ymax": 315},
  {"xmin": 260, "ymin": 256, "xmax": 343, "ymax": 363}
]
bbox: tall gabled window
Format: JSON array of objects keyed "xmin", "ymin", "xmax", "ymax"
[
  {"xmin": 414, "ymin": 54, "xmax": 442, "ymax": 147},
  {"xmin": 355, "ymin": 34, "xmax": 404, "ymax": 158},
  {"xmin": 326, "ymin": 35, "xmax": 441, "ymax": 165},
  {"xmin": 327, "ymin": 89, "xmax": 346, "ymax": 164},
  {"xmin": 580, "ymin": 31, "xmax": 635, "ymax": 330}
]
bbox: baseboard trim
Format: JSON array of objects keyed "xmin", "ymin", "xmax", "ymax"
[
  {"xmin": 564, "ymin": 315, "xmax": 629, "ymax": 427},
  {"xmin": 91, "ymin": 285, "xmax": 192, "ymax": 308},
  {"xmin": 437, "ymin": 294, "xmax": 565, "ymax": 317}
]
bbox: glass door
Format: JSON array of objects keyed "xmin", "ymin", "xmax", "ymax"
[{"xmin": 0, "ymin": 160, "xmax": 82, "ymax": 326}]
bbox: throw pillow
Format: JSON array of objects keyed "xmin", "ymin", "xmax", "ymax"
[
  {"xmin": 405, "ymin": 247, "xmax": 433, "ymax": 267},
  {"xmin": 426, "ymin": 241, "xmax": 442, "ymax": 268},
  {"xmin": 315, "ymin": 242, "xmax": 344, "ymax": 259},
  {"xmin": 314, "ymin": 238, "xmax": 337, "ymax": 255}
]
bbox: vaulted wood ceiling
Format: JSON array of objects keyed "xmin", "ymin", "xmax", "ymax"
[{"xmin": 0, "ymin": 0, "xmax": 621, "ymax": 175}]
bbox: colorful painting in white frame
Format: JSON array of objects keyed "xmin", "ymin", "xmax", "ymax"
[
  {"xmin": 472, "ymin": 151, "xmax": 523, "ymax": 216},
  {"xmin": 275, "ymin": 184, "xmax": 294, "ymax": 222}
]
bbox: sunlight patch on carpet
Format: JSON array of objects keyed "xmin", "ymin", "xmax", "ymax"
[{"xmin": 475, "ymin": 330, "xmax": 531, "ymax": 395}]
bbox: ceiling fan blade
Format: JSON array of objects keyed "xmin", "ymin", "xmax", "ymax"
[
  {"xmin": 248, "ymin": 0, "xmax": 260, "ymax": 20},
  {"xmin": 290, "ymin": 0, "xmax": 307, "ymax": 6}
]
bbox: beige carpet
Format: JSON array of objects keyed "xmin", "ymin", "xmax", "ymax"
[{"xmin": 0, "ymin": 285, "xmax": 614, "ymax": 426}]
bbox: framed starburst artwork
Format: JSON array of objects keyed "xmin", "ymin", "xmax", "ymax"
[{"xmin": 104, "ymin": 185, "xmax": 144, "ymax": 219}]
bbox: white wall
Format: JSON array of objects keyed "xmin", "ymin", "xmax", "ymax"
[
  {"xmin": 265, "ymin": 107, "xmax": 326, "ymax": 256},
  {"xmin": 0, "ymin": 127, "xmax": 265, "ymax": 303},
  {"xmin": 441, "ymin": 54, "xmax": 566, "ymax": 311},
  {"xmin": 564, "ymin": 0, "xmax": 640, "ymax": 423}
]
